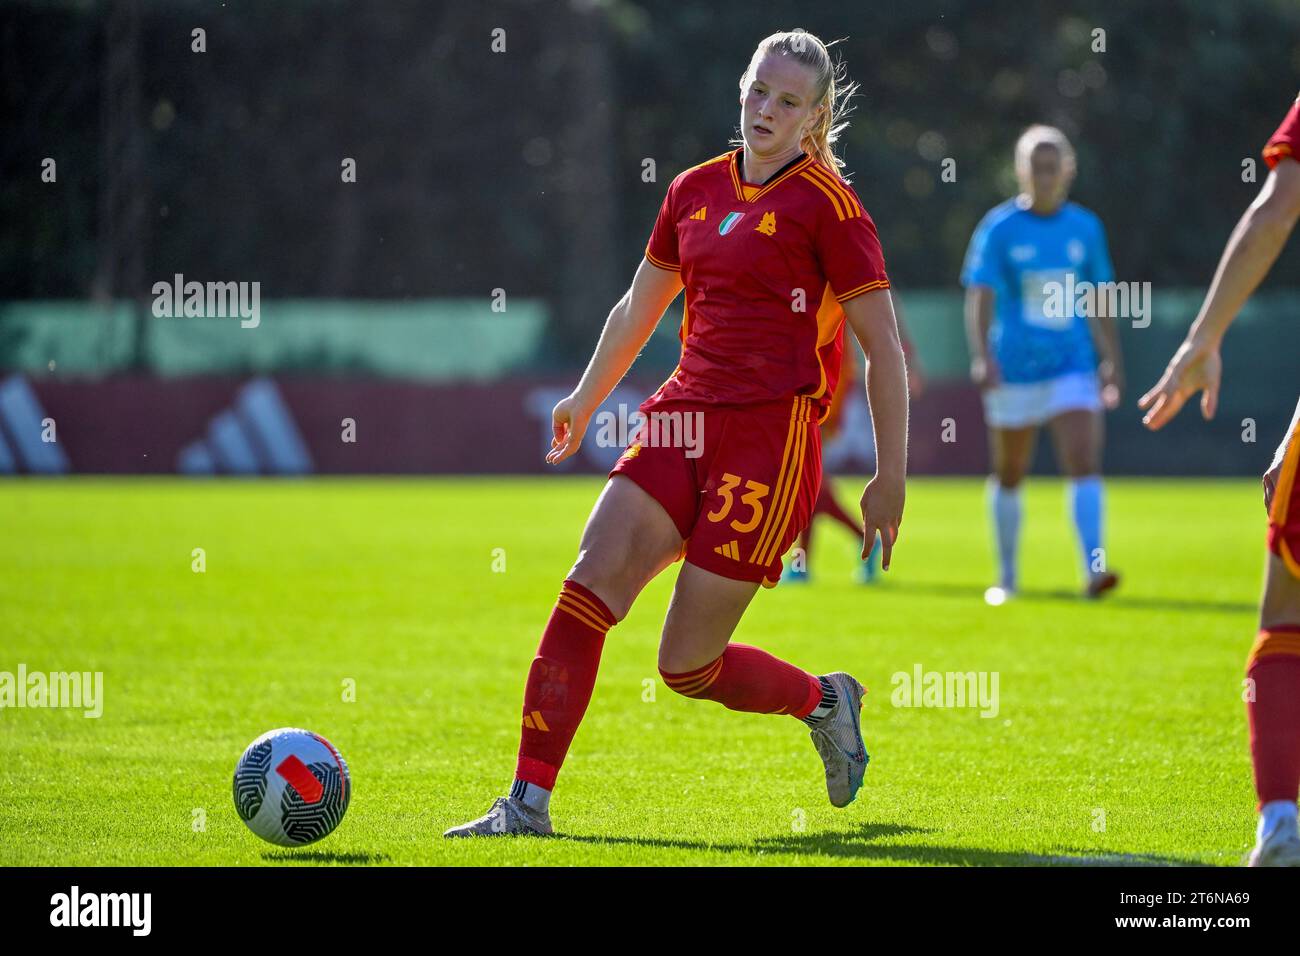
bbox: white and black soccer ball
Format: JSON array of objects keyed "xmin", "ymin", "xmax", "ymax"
[{"xmin": 233, "ymin": 728, "xmax": 351, "ymax": 846}]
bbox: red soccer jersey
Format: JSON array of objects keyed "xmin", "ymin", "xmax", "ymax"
[
  {"xmin": 1263, "ymin": 90, "xmax": 1300, "ymax": 169},
  {"xmin": 643, "ymin": 147, "xmax": 889, "ymax": 420}
]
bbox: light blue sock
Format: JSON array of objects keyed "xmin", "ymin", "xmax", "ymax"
[
  {"xmin": 1069, "ymin": 476, "xmax": 1104, "ymax": 579},
  {"xmin": 988, "ymin": 479, "xmax": 1021, "ymax": 590}
]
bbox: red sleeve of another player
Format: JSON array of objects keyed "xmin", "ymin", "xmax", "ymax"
[
  {"xmin": 814, "ymin": 188, "xmax": 890, "ymax": 303},
  {"xmin": 1264, "ymin": 93, "xmax": 1300, "ymax": 169},
  {"xmin": 645, "ymin": 178, "xmax": 681, "ymax": 271}
]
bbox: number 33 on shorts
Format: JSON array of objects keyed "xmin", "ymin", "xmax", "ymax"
[{"xmin": 707, "ymin": 473, "xmax": 771, "ymax": 532}]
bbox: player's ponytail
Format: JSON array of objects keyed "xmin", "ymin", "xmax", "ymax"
[{"xmin": 738, "ymin": 29, "xmax": 859, "ymax": 176}]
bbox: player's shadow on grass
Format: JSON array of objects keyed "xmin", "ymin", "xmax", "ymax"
[
  {"xmin": 261, "ymin": 850, "xmax": 391, "ymax": 864},
  {"xmin": 561, "ymin": 822, "xmax": 1202, "ymax": 866},
  {"xmin": 887, "ymin": 581, "xmax": 1257, "ymax": 615}
]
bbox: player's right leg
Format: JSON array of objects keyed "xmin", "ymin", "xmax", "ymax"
[
  {"xmin": 1047, "ymin": 405, "xmax": 1118, "ymax": 598},
  {"xmin": 444, "ymin": 475, "xmax": 685, "ymax": 838},
  {"xmin": 985, "ymin": 423, "xmax": 1037, "ymax": 604},
  {"xmin": 1247, "ymin": 420, "xmax": 1300, "ymax": 866}
]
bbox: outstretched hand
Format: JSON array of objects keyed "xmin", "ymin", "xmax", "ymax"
[{"xmin": 1138, "ymin": 340, "xmax": 1222, "ymax": 430}]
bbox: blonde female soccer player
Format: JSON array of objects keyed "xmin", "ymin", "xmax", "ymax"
[
  {"xmin": 961, "ymin": 126, "xmax": 1124, "ymax": 604},
  {"xmin": 445, "ymin": 29, "xmax": 909, "ymax": 837}
]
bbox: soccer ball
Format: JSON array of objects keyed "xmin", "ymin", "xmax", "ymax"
[{"xmin": 232, "ymin": 728, "xmax": 351, "ymax": 846}]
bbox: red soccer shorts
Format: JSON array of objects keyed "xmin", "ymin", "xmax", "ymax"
[
  {"xmin": 609, "ymin": 395, "xmax": 823, "ymax": 586},
  {"xmin": 1268, "ymin": 407, "xmax": 1300, "ymax": 579}
]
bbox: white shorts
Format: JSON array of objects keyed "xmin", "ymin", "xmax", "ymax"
[{"xmin": 982, "ymin": 371, "xmax": 1102, "ymax": 430}]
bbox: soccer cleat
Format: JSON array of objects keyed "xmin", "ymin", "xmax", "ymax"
[
  {"xmin": 808, "ymin": 672, "xmax": 869, "ymax": 808},
  {"xmin": 857, "ymin": 540, "xmax": 880, "ymax": 584},
  {"xmin": 443, "ymin": 796, "xmax": 553, "ymax": 838},
  {"xmin": 1248, "ymin": 816, "xmax": 1300, "ymax": 867},
  {"xmin": 1085, "ymin": 570, "xmax": 1120, "ymax": 599},
  {"xmin": 782, "ymin": 565, "xmax": 810, "ymax": 584}
]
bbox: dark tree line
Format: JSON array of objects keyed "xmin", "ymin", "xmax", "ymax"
[{"xmin": 3, "ymin": 0, "xmax": 1300, "ymax": 361}]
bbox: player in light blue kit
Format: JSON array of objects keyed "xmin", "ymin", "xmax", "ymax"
[{"xmin": 961, "ymin": 125, "xmax": 1124, "ymax": 603}]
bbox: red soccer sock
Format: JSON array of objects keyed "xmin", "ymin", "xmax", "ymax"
[
  {"xmin": 660, "ymin": 643, "xmax": 823, "ymax": 718},
  {"xmin": 514, "ymin": 579, "xmax": 617, "ymax": 792},
  {"xmin": 1246, "ymin": 626, "xmax": 1300, "ymax": 807}
]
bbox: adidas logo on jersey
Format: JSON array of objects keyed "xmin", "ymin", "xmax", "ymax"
[
  {"xmin": 713, "ymin": 540, "xmax": 741, "ymax": 560},
  {"xmin": 689, "ymin": 207, "xmax": 706, "ymax": 221}
]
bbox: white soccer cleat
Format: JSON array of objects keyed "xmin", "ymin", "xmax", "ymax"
[
  {"xmin": 443, "ymin": 796, "xmax": 553, "ymax": 838},
  {"xmin": 808, "ymin": 672, "xmax": 869, "ymax": 808},
  {"xmin": 1248, "ymin": 814, "xmax": 1300, "ymax": 866}
]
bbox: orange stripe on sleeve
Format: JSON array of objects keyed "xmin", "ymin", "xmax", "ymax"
[
  {"xmin": 645, "ymin": 248, "xmax": 680, "ymax": 271},
  {"xmin": 835, "ymin": 279, "xmax": 891, "ymax": 303}
]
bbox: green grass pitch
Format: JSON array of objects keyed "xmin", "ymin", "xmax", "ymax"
[{"xmin": 0, "ymin": 476, "xmax": 1267, "ymax": 866}]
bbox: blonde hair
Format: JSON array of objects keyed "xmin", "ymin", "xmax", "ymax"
[
  {"xmin": 1014, "ymin": 124, "xmax": 1077, "ymax": 177},
  {"xmin": 735, "ymin": 29, "xmax": 858, "ymax": 174}
]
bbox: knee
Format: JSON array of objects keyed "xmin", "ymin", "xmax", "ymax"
[
  {"xmin": 1260, "ymin": 598, "xmax": 1300, "ymax": 634},
  {"xmin": 1060, "ymin": 441, "xmax": 1100, "ymax": 478},
  {"xmin": 1260, "ymin": 554, "xmax": 1300, "ymax": 631},
  {"xmin": 566, "ymin": 554, "xmax": 633, "ymax": 623}
]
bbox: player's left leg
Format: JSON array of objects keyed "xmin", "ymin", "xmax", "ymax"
[
  {"xmin": 656, "ymin": 562, "xmax": 868, "ymax": 807},
  {"xmin": 1047, "ymin": 407, "xmax": 1118, "ymax": 597}
]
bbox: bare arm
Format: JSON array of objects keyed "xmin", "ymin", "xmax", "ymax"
[
  {"xmin": 1141, "ymin": 159, "xmax": 1300, "ymax": 428},
  {"xmin": 843, "ymin": 288, "xmax": 909, "ymax": 569},
  {"xmin": 547, "ymin": 259, "xmax": 684, "ymax": 463},
  {"xmin": 1186, "ymin": 160, "xmax": 1300, "ymax": 347},
  {"xmin": 1087, "ymin": 298, "xmax": 1123, "ymax": 409},
  {"xmin": 891, "ymin": 295, "xmax": 926, "ymax": 398},
  {"xmin": 964, "ymin": 285, "xmax": 999, "ymax": 389}
]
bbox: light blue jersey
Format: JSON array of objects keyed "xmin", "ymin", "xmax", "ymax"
[{"xmin": 960, "ymin": 198, "xmax": 1114, "ymax": 384}]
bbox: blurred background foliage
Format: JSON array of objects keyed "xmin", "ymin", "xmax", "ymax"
[{"xmin": 3, "ymin": 0, "xmax": 1300, "ymax": 350}]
